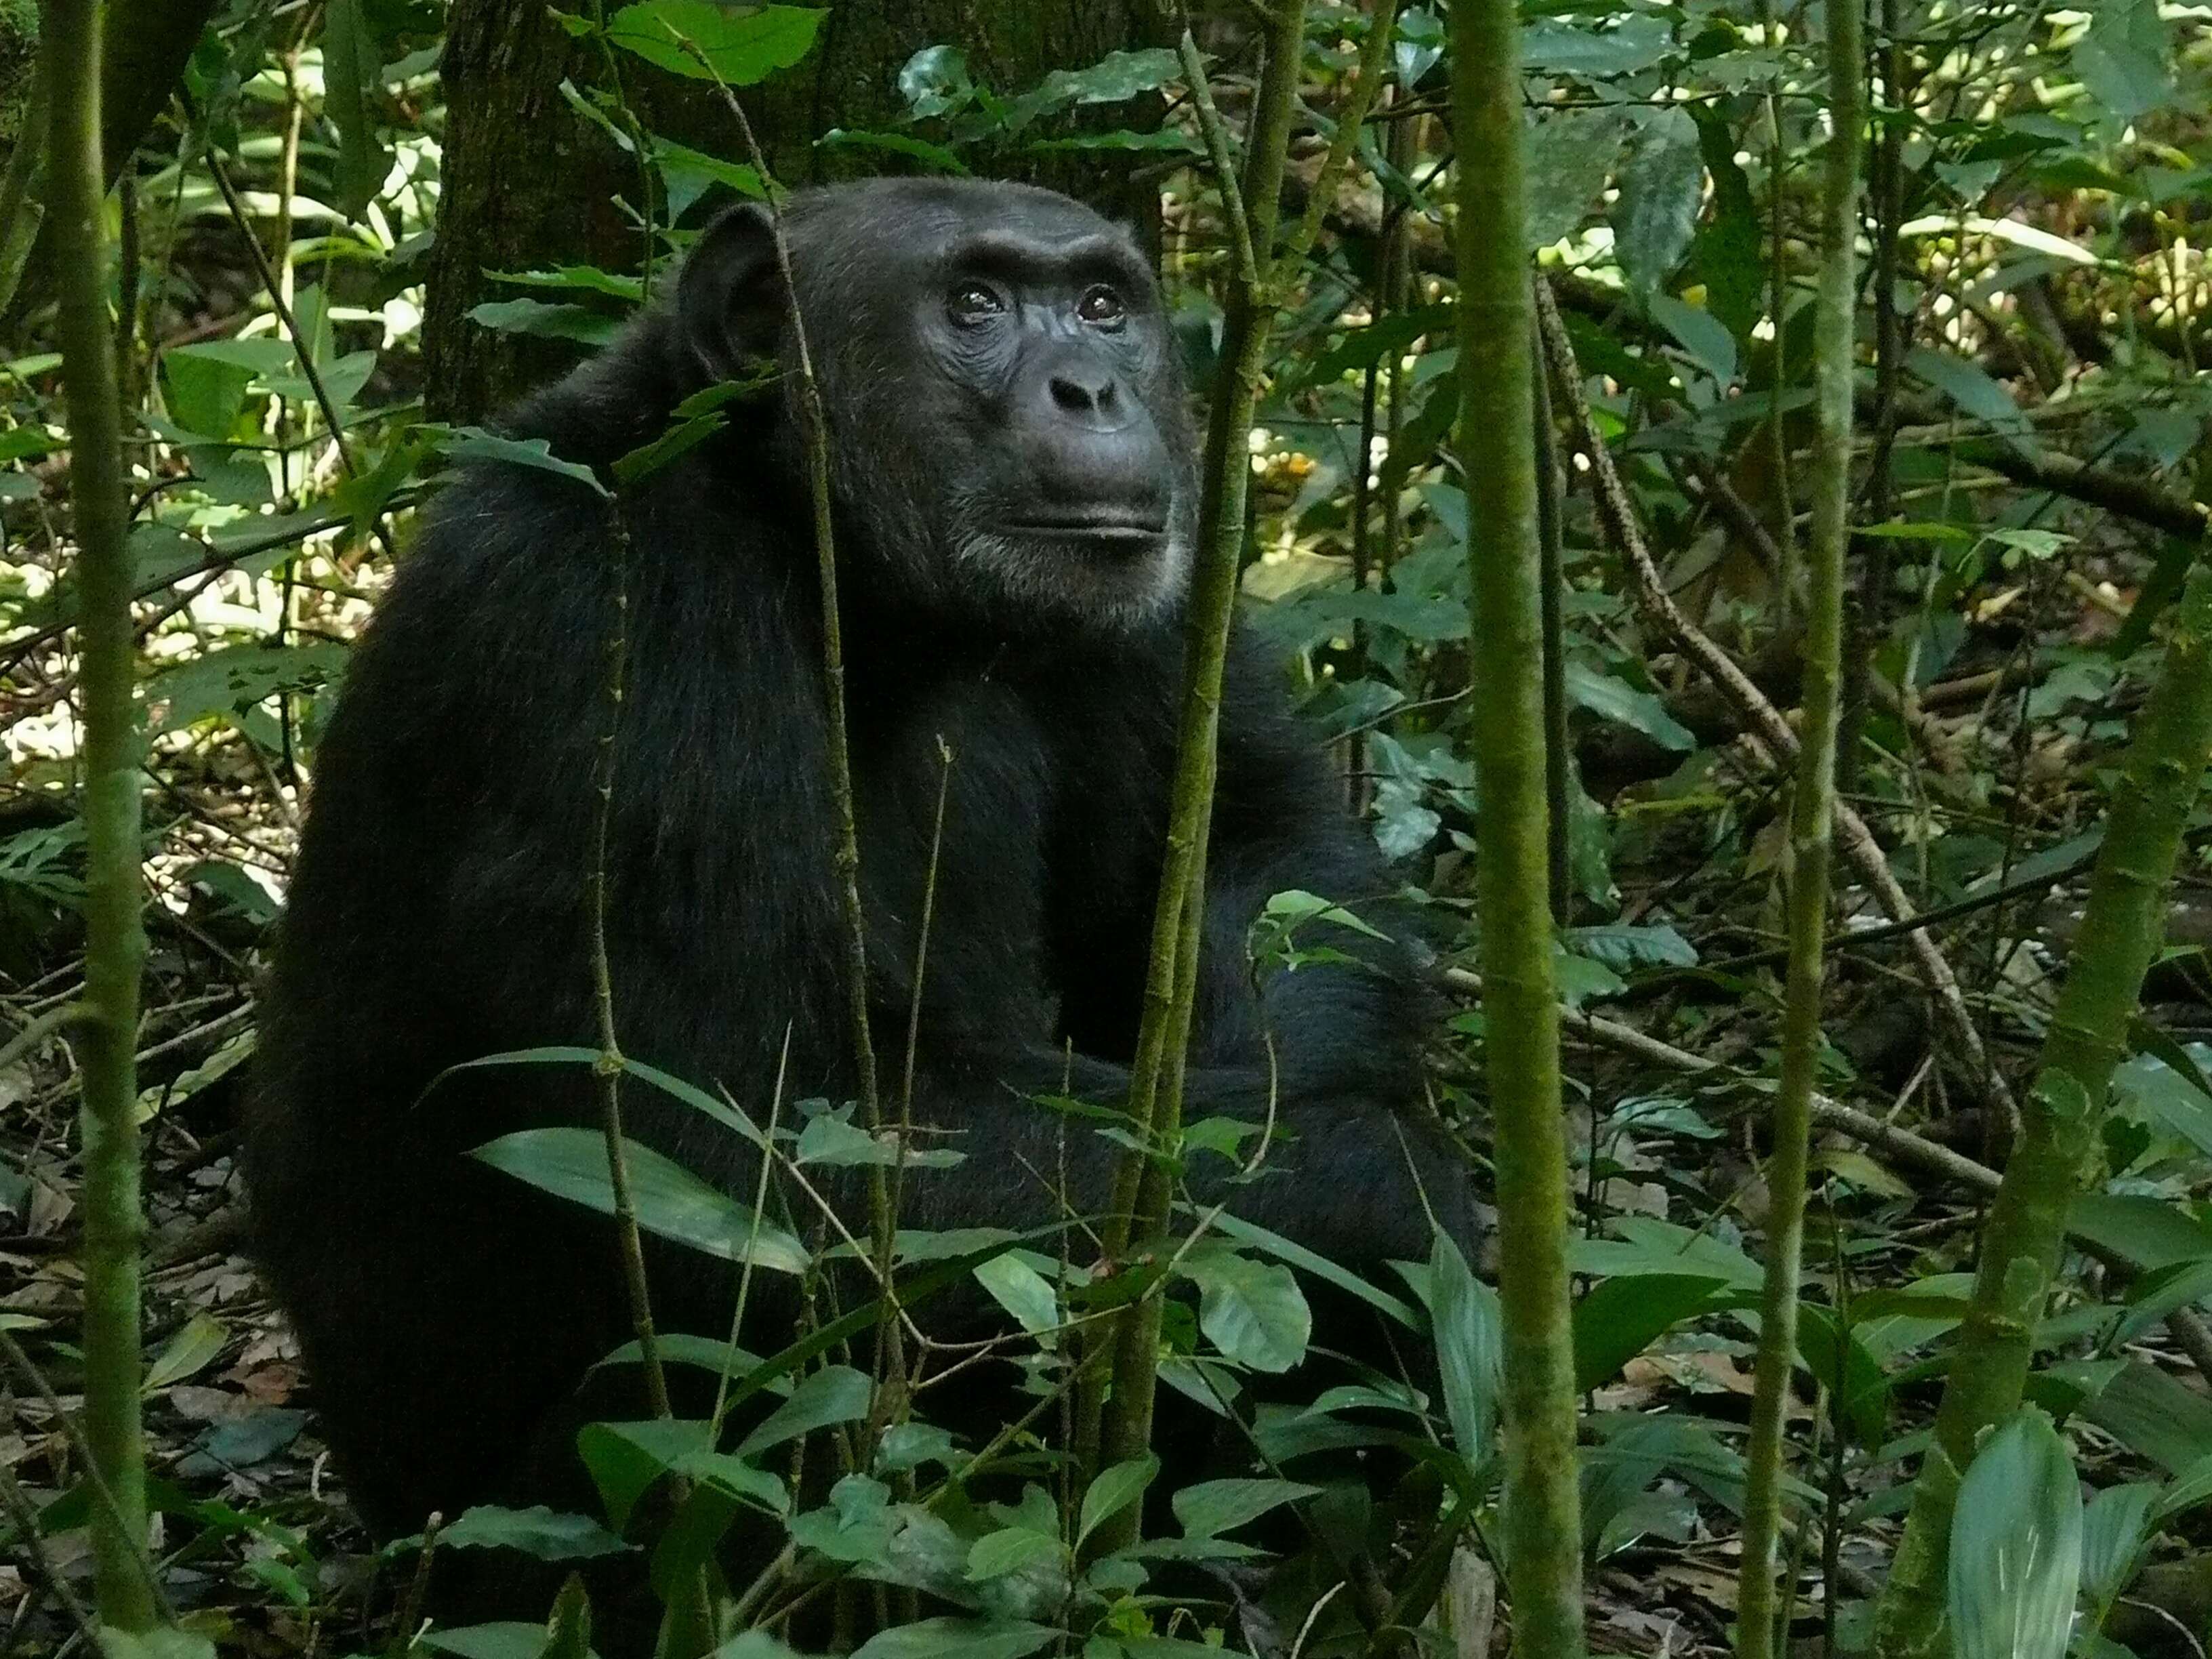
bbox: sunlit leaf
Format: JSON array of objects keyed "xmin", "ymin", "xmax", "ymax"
[{"xmin": 604, "ymin": 1, "xmax": 825, "ymax": 84}]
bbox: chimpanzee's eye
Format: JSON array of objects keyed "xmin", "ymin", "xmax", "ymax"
[
  {"xmin": 949, "ymin": 283, "xmax": 1007, "ymax": 325},
  {"xmin": 1077, "ymin": 285, "xmax": 1127, "ymax": 328}
]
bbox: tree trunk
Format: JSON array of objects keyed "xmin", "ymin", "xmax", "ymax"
[{"xmin": 422, "ymin": 0, "xmax": 1167, "ymax": 422}]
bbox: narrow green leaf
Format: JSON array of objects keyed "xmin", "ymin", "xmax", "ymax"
[
  {"xmin": 143, "ymin": 1313, "xmax": 228, "ymax": 1393},
  {"xmin": 323, "ymin": 0, "xmax": 390, "ymax": 217},
  {"xmin": 1431, "ymin": 1230, "xmax": 1502, "ymax": 1464},
  {"xmin": 470, "ymin": 1127, "xmax": 808, "ymax": 1273},
  {"xmin": 2079, "ymin": 1483, "xmax": 2158, "ymax": 1627}
]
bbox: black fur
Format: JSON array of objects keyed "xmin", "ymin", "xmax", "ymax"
[{"xmin": 245, "ymin": 178, "xmax": 1473, "ymax": 1541}]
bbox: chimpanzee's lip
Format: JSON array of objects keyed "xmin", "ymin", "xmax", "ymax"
[{"xmin": 1001, "ymin": 513, "xmax": 1168, "ymax": 543}]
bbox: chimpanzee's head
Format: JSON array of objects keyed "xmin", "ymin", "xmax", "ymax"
[{"xmin": 678, "ymin": 178, "xmax": 1198, "ymax": 634}]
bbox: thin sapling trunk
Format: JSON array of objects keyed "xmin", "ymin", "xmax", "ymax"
[
  {"xmin": 1736, "ymin": 0, "xmax": 1862, "ymax": 1643},
  {"xmin": 1450, "ymin": 0, "xmax": 1586, "ymax": 1649}
]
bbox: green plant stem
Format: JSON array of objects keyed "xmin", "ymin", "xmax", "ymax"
[
  {"xmin": 1089, "ymin": 8, "xmax": 1305, "ymax": 1504},
  {"xmin": 1090, "ymin": 9, "xmax": 1403, "ymax": 1531},
  {"xmin": 1088, "ymin": 12, "xmax": 1303, "ymax": 1467},
  {"xmin": 588, "ymin": 509, "xmax": 671, "ymax": 1420},
  {"xmin": 45, "ymin": 0, "xmax": 154, "ymax": 1633},
  {"xmin": 1759, "ymin": 0, "xmax": 1795, "ymax": 622},
  {"xmin": 1736, "ymin": 0, "xmax": 1860, "ymax": 1645},
  {"xmin": 1870, "ymin": 562, "xmax": 2212, "ymax": 1656},
  {"xmin": 1098, "ymin": 12, "xmax": 1300, "ymax": 1269},
  {"xmin": 1450, "ymin": 0, "xmax": 1584, "ymax": 1652},
  {"xmin": 689, "ymin": 54, "xmax": 901, "ymax": 1439},
  {"xmin": 1533, "ymin": 340, "xmax": 1571, "ymax": 921}
]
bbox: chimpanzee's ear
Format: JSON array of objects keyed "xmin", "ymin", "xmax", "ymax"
[{"xmin": 678, "ymin": 201, "xmax": 784, "ymax": 384}]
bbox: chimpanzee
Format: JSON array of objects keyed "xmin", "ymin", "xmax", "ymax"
[{"xmin": 245, "ymin": 178, "xmax": 1475, "ymax": 1549}]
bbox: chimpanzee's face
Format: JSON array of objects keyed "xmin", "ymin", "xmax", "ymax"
[{"xmin": 684, "ymin": 180, "xmax": 1199, "ymax": 634}]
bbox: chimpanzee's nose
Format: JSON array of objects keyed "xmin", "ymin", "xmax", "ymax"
[
  {"xmin": 1049, "ymin": 367, "xmax": 1124, "ymax": 422},
  {"xmin": 1033, "ymin": 345, "xmax": 1136, "ymax": 434}
]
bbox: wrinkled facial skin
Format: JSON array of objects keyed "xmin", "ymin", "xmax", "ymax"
[{"xmin": 782, "ymin": 183, "xmax": 1199, "ymax": 634}]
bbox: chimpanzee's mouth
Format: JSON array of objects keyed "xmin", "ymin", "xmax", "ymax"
[{"xmin": 1001, "ymin": 512, "xmax": 1168, "ymax": 547}]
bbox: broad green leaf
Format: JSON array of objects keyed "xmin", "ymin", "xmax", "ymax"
[
  {"xmin": 438, "ymin": 1046, "xmax": 769, "ymax": 1146},
  {"xmin": 1793, "ymin": 1305, "xmax": 1891, "ymax": 1447},
  {"xmin": 1076, "ymin": 1454, "xmax": 1158, "ymax": 1549},
  {"xmin": 1947, "ymin": 1411, "xmax": 2082, "ymax": 1659},
  {"xmin": 96, "ymin": 1630, "xmax": 216, "ymax": 1659},
  {"xmin": 712, "ymin": 1636, "xmax": 807, "ymax": 1659},
  {"xmin": 1522, "ymin": 14, "xmax": 1674, "ymax": 77},
  {"xmin": 1182, "ymin": 1246, "xmax": 1311, "ymax": 1373},
  {"xmin": 2074, "ymin": 0, "xmax": 2172, "ymax": 120},
  {"xmin": 1171, "ymin": 1477, "xmax": 1319, "ymax": 1539},
  {"xmin": 653, "ymin": 138, "xmax": 768, "ymax": 217},
  {"xmin": 1254, "ymin": 887, "xmax": 1390, "ymax": 941},
  {"xmin": 1202, "ymin": 1211, "xmax": 1420, "ymax": 1329},
  {"xmin": 794, "ymin": 1108, "xmax": 962, "ymax": 1169},
  {"xmin": 1033, "ymin": 47, "xmax": 1179, "ymax": 106},
  {"xmin": 1027, "ymin": 129, "xmax": 1201, "ymax": 157},
  {"xmin": 1396, "ymin": 6, "xmax": 1445, "ymax": 86},
  {"xmin": 733, "ymin": 1364, "xmax": 874, "ymax": 1459},
  {"xmin": 1906, "ymin": 348, "xmax": 2028, "ymax": 436},
  {"xmin": 2111, "ymin": 1056, "xmax": 2212, "ymax": 1162},
  {"xmin": 2069, "ymin": 1360, "xmax": 2212, "ymax": 1475},
  {"xmin": 577, "ymin": 1416, "xmax": 712, "ymax": 1530},
  {"xmin": 1690, "ymin": 104, "xmax": 1762, "ymax": 336},
  {"xmin": 1612, "ymin": 107, "xmax": 1702, "ymax": 299},
  {"xmin": 438, "ymin": 1504, "xmax": 630, "ymax": 1561},
  {"xmin": 849, "ymin": 1618, "xmax": 1059, "ymax": 1659},
  {"xmin": 145, "ymin": 642, "xmax": 348, "ymax": 735},
  {"xmin": 974, "ymin": 1252, "xmax": 1062, "ymax": 1337},
  {"xmin": 1566, "ymin": 923, "xmax": 1697, "ymax": 972},
  {"xmin": 788, "ymin": 1474, "xmax": 897, "ymax": 1563},
  {"xmin": 605, "ymin": 1, "xmax": 825, "ymax": 84},
  {"xmin": 0, "ymin": 425, "xmax": 54, "ymax": 463},
  {"xmin": 415, "ymin": 1626, "xmax": 545, "ymax": 1659},
  {"xmin": 425, "ymin": 425, "xmax": 609, "ymax": 496},
  {"xmin": 2068, "ymin": 1191, "xmax": 2212, "ymax": 1271},
  {"xmin": 1572, "ymin": 1273, "xmax": 1733, "ymax": 1391},
  {"xmin": 967, "ymin": 1527, "xmax": 1063, "ymax": 1582},
  {"xmin": 163, "ymin": 346, "xmax": 258, "ymax": 441},
  {"xmin": 471, "ymin": 1128, "xmax": 808, "ymax": 1273},
  {"xmin": 2114, "ymin": 1255, "xmax": 2212, "ymax": 1347}
]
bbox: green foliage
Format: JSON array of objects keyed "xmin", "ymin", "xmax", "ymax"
[{"xmin": 21, "ymin": 0, "xmax": 2212, "ymax": 1653}]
